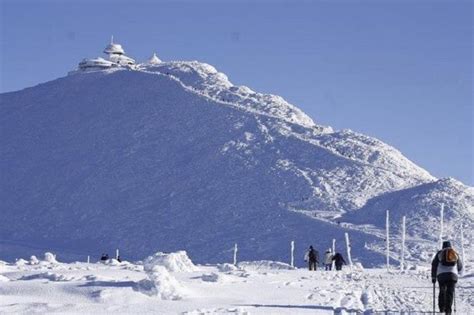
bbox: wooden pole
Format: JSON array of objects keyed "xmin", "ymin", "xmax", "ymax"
[
  {"xmin": 344, "ymin": 232, "xmax": 353, "ymax": 271},
  {"xmin": 439, "ymin": 203, "xmax": 444, "ymax": 249},
  {"xmin": 332, "ymin": 238, "xmax": 336, "ymax": 270},
  {"xmin": 460, "ymin": 224, "xmax": 466, "ymax": 271},
  {"xmin": 233, "ymin": 243, "xmax": 238, "ymax": 265},
  {"xmin": 386, "ymin": 209, "xmax": 390, "ymax": 271},
  {"xmin": 401, "ymin": 215, "xmax": 406, "ymax": 271},
  {"xmin": 290, "ymin": 241, "xmax": 295, "ymax": 268}
]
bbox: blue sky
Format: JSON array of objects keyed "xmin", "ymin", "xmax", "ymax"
[{"xmin": 1, "ymin": 0, "xmax": 472, "ymax": 185}]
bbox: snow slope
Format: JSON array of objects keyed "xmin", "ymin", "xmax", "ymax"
[
  {"xmin": 1, "ymin": 61, "xmax": 472, "ymax": 267},
  {"xmin": 341, "ymin": 177, "xmax": 474, "ymax": 262},
  {"xmin": 0, "ymin": 255, "xmax": 473, "ymax": 314}
]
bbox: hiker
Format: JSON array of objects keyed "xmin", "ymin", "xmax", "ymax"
[
  {"xmin": 304, "ymin": 245, "xmax": 319, "ymax": 271},
  {"xmin": 431, "ymin": 241, "xmax": 463, "ymax": 315},
  {"xmin": 324, "ymin": 249, "xmax": 333, "ymax": 271},
  {"xmin": 100, "ymin": 253, "xmax": 109, "ymax": 262},
  {"xmin": 332, "ymin": 252, "xmax": 346, "ymax": 271}
]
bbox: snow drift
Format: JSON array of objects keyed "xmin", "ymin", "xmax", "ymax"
[
  {"xmin": 143, "ymin": 251, "xmax": 197, "ymax": 273},
  {"xmin": 138, "ymin": 253, "xmax": 189, "ymax": 299},
  {"xmin": 137, "ymin": 265, "xmax": 186, "ymax": 300}
]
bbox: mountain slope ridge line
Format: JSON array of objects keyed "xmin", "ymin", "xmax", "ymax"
[{"xmin": 0, "ymin": 58, "xmax": 472, "ymax": 267}]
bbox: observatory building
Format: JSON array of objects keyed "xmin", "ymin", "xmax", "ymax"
[{"xmin": 78, "ymin": 37, "xmax": 137, "ymax": 70}]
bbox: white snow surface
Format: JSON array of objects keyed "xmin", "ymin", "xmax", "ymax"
[
  {"xmin": 44, "ymin": 252, "xmax": 59, "ymax": 264},
  {"xmin": 144, "ymin": 251, "xmax": 197, "ymax": 273},
  {"xmin": 0, "ymin": 257, "xmax": 473, "ymax": 314},
  {"xmin": 138, "ymin": 265, "xmax": 187, "ymax": 300},
  {"xmin": 0, "ymin": 59, "xmax": 473, "ymax": 267},
  {"xmin": 237, "ymin": 260, "xmax": 295, "ymax": 271}
]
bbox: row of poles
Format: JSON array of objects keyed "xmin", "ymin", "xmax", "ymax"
[
  {"xmin": 231, "ymin": 232, "xmax": 355, "ymax": 271},
  {"xmin": 386, "ymin": 203, "xmax": 467, "ymax": 272},
  {"xmin": 84, "ymin": 204, "xmax": 466, "ymax": 270},
  {"xmin": 230, "ymin": 203, "xmax": 467, "ymax": 272}
]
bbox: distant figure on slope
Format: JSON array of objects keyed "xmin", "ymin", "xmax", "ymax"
[
  {"xmin": 304, "ymin": 245, "xmax": 319, "ymax": 271},
  {"xmin": 117, "ymin": 256, "xmax": 122, "ymax": 263},
  {"xmin": 332, "ymin": 252, "xmax": 346, "ymax": 271},
  {"xmin": 431, "ymin": 241, "xmax": 463, "ymax": 315},
  {"xmin": 100, "ymin": 253, "xmax": 109, "ymax": 262},
  {"xmin": 324, "ymin": 249, "xmax": 333, "ymax": 271}
]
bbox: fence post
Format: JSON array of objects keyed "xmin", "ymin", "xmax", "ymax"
[
  {"xmin": 344, "ymin": 232, "xmax": 353, "ymax": 271},
  {"xmin": 401, "ymin": 215, "xmax": 406, "ymax": 271},
  {"xmin": 386, "ymin": 209, "xmax": 390, "ymax": 271},
  {"xmin": 233, "ymin": 243, "xmax": 238, "ymax": 266},
  {"xmin": 439, "ymin": 203, "xmax": 444, "ymax": 248},
  {"xmin": 290, "ymin": 241, "xmax": 295, "ymax": 268},
  {"xmin": 460, "ymin": 224, "xmax": 466, "ymax": 271},
  {"xmin": 332, "ymin": 238, "xmax": 336, "ymax": 270}
]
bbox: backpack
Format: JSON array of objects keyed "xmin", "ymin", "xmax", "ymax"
[{"xmin": 439, "ymin": 248, "xmax": 458, "ymax": 266}]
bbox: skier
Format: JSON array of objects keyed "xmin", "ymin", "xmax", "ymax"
[
  {"xmin": 332, "ymin": 252, "xmax": 346, "ymax": 271},
  {"xmin": 431, "ymin": 241, "xmax": 463, "ymax": 315},
  {"xmin": 304, "ymin": 245, "xmax": 319, "ymax": 271},
  {"xmin": 324, "ymin": 249, "xmax": 333, "ymax": 271}
]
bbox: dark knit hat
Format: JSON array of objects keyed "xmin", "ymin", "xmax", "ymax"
[{"xmin": 442, "ymin": 241, "xmax": 452, "ymax": 248}]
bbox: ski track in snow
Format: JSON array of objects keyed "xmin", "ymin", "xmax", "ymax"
[{"xmin": 0, "ymin": 257, "xmax": 473, "ymax": 314}]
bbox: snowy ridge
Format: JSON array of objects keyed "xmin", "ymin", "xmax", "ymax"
[
  {"xmin": 312, "ymin": 129, "xmax": 434, "ymax": 180},
  {"xmin": 341, "ymin": 177, "xmax": 474, "ymax": 262},
  {"xmin": 132, "ymin": 62, "xmax": 435, "ymax": 213},
  {"xmin": 138, "ymin": 61, "xmax": 318, "ymax": 129},
  {"xmin": 1, "ymin": 57, "xmax": 472, "ymax": 268}
]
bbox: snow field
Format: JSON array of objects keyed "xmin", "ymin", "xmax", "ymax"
[{"xmin": 0, "ymin": 251, "xmax": 473, "ymax": 314}]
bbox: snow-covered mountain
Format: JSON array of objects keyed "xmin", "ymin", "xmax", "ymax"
[{"xmin": 1, "ymin": 50, "xmax": 472, "ymax": 266}]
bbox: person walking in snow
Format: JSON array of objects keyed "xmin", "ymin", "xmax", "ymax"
[
  {"xmin": 324, "ymin": 249, "xmax": 333, "ymax": 271},
  {"xmin": 304, "ymin": 245, "xmax": 319, "ymax": 271},
  {"xmin": 100, "ymin": 253, "xmax": 109, "ymax": 262},
  {"xmin": 332, "ymin": 252, "xmax": 346, "ymax": 271},
  {"xmin": 431, "ymin": 241, "xmax": 463, "ymax": 315}
]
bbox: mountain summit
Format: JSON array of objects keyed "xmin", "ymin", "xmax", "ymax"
[{"xmin": 1, "ymin": 41, "xmax": 472, "ymax": 265}]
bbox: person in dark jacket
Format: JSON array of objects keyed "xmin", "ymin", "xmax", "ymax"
[
  {"xmin": 304, "ymin": 245, "xmax": 319, "ymax": 271},
  {"xmin": 431, "ymin": 241, "xmax": 463, "ymax": 314},
  {"xmin": 100, "ymin": 253, "xmax": 109, "ymax": 262},
  {"xmin": 332, "ymin": 252, "xmax": 346, "ymax": 271}
]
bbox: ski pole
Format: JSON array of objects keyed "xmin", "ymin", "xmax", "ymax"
[
  {"xmin": 453, "ymin": 286, "xmax": 456, "ymax": 314},
  {"xmin": 433, "ymin": 282, "xmax": 436, "ymax": 315}
]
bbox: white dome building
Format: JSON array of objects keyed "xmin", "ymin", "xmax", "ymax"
[
  {"xmin": 78, "ymin": 57, "xmax": 115, "ymax": 70},
  {"xmin": 103, "ymin": 37, "xmax": 125, "ymax": 55},
  {"xmin": 103, "ymin": 36, "xmax": 135, "ymax": 66},
  {"xmin": 147, "ymin": 52, "xmax": 162, "ymax": 65},
  {"xmin": 77, "ymin": 36, "xmax": 136, "ymax": 71}
]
